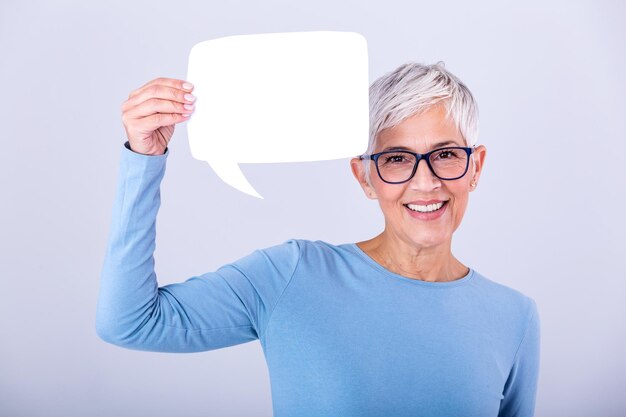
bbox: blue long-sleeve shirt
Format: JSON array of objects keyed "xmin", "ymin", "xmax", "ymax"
[{"xmin": 96, "ymin": 142, "xmax": 540, "ymax": 417}]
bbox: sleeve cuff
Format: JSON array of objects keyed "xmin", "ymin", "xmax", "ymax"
[
  {"xmin": 120, "ymin": 141, "xmax": 169, "ymax": 175},
  {"xmin": 123, "ymin": 141, "xmax": 169, "ymax": 157}
]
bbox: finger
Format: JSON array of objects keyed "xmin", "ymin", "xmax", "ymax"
[
  {"xmin": 135, "ymin": 112, "xmax": 191, "ymax": 132},
  {"xmin": 128, "ymin": 77, "xmax": 193, "ymax": 99},
  {"xmin": 123, "ymin": 85, "xmax": 195, "ymax": 113},
  {"xmin": 125, "ymin": 98, "xmax": 194, "ymax": 119}
]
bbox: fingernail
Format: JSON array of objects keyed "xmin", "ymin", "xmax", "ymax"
[
  {"xmin": 183, "ymin": 82, "xmax": 194, "ymax": 90},
  {"xmin": 183, "ymin": 104, "xmax": 194, "ymax": 110},
  {"xmin": 184, "ymin": 93, "xmax": 196, "ymax": 102}
]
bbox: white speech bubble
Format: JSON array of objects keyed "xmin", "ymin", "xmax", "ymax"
[{"xmin": 186, "ymin": 31, "xmax": 369, "ymax": 198}]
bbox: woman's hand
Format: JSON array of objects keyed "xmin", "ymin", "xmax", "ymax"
[{"xmin": 121, "ymin": 78, "xmax": 196, "ymax": 156}]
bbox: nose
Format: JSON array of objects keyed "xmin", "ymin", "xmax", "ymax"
[{"xmin": 407, "ymin": 158, "xmax": 441, "ymax": 190}]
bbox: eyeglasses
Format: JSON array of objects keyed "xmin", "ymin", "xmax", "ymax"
[{"xmin": 359, "ymin": 146, "xmax": 475, "ymax": 184}]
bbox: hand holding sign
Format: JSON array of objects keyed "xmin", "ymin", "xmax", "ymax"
[
  {"xmin": 121, "ymin": 78, "xmax": 196, "ymax": 156},
  {"xmin": 186, "ymin": 31, "xmax": 369, "ymax": 198}
]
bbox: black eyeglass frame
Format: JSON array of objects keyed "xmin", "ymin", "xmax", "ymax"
[{"xmin": 359, "ymin": 146, "xmax": 476, "ymax": 184}]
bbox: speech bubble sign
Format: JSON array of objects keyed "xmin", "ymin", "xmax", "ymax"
[{"xmin": 186, "ymin": 31, "xmax": 369, "ymax": 198}]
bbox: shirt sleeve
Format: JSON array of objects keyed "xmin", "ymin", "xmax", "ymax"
[
  {"xmin": 96, "ymin": 142, "xmax": 300, "ymax": 353},
  {"xmin": 498, "ymin": 299, "xmax": 541, "ymax": 417},
  {"xmin": 123, "ymin": 141, "xmax": 168, "ymax": 155}
]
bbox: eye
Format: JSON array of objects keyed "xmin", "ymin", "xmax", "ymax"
[
  {"xmin": 386, "ymin": 154, "xmax": 405, "ymax": 163},
  {"xmin": 433, "ymin": 149, "xmax": 460, "ymax": 160},
  {"xmin": 382, "ymin": 153, "xmax": 412, "ymax": 165}
]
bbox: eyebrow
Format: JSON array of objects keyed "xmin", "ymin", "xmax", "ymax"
[{"xmin": 380, "ymin": 140, "xmax": 463, "ymax": 153}]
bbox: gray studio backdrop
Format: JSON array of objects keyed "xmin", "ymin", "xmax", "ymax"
[{"xmin": 1, "ymin": 0, "xmax": 624, "ymax": 416}]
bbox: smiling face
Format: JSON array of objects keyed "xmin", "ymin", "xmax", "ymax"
[{"xmin": 351, "ymin": 104, "xmax": 486, "ymax": 251}]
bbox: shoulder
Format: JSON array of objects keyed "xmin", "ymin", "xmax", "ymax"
[
  {"xmin": 227, "ymin": 239, "xmax": 347, "ymax": 274},
  {"xmin": 288, "ymin": 239, "xmax": 359, "ymax": 265},
  {"xmin": 227, "ymin": 238, "xmax": 350, "ymax": 262},
  {"xmin": 228, "ymin": 239, "xmax": 303, "ymax": 274},
  {"xmin": 470, "ymin": 270, "xmax": 539, "ymax": 334},
  {"xmin": 472, "ymin": 270, "xmax": 537, "ymax": 307},
  {"xmin": 256, "ymin": 239, "xmax": 352, "ymax": 256},
  {"xmin": 249, "ymin": 239, "xmax": 359, "ymax": 273}
]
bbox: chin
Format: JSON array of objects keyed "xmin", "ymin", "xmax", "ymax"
[{"xmin": 404, "ymin": 230, "xmax": 451, "ymax": 249}]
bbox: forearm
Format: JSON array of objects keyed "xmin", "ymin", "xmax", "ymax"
[{"xmin": 96, "ymin": 142, "xmax": 168, "ymax": 348}]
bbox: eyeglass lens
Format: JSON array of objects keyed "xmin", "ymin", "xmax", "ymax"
[{"xmin": 376, "ymin": 148, "xmax": 469, "ymax": 182}]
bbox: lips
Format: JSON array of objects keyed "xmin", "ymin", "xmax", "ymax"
[
  {"xmin": 405, "ymin": 201, "xmax": 445, "ymax": 213},
  {"xmin": 403, "ymin": 200, "xmax": 449, "ymax": 220},
  {"xmin": 405, "ymin": 199, "xmax": 448, "ymax": 205}
]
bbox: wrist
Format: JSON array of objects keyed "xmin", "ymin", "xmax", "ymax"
[{"xmin": 124, "ymin": 141, "xmax": 168, "ymax": 156}]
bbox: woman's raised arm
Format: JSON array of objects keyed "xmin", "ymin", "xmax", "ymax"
[{"xmin": 96, "ymin": 79, "xmax": 300, "ymax": 352}]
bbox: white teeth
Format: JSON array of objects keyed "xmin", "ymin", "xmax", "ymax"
[{"xmin": 406, "ymin": 202, "xmax": 445, "ymax": 213}]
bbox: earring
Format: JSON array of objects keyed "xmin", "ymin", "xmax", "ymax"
[{"xmin": 470, "ymin": 180, "xmax": 477, "ymax": 188}]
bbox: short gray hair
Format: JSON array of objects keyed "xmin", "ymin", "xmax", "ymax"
[{"xmin": 364, "ymin": 61, "xmax": 479, "ymax": 183}]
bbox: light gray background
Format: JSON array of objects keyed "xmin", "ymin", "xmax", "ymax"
[{"xmin": 1, "ymin": 0, "xmax": 624, "ymax": 416}]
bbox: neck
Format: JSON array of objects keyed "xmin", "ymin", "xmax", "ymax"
[{"xmin": 356, "ymin": 231, "xmax": 468, "ymax": 282}]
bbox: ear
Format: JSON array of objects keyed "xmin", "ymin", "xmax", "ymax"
[
  {"xmin": 469, "ymin": 145, "xmax": 487, "ymax": 191},
  {"xmin": 350, "ymin": 157, "xmax": 378, "ymax": 200}
]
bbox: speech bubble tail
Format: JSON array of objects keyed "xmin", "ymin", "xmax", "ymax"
[{"xmin": 207, "ymin": 160, "xmax": 264, "ymax": 199}]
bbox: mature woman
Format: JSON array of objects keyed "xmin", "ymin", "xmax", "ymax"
[{"xmin": 97, "ymin": 62, "xmax": 540, "ymax": 417}]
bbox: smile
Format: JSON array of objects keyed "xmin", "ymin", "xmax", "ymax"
[{"xmin": 405, "ymin": 201, "xmax": 447, "ymax": 213}]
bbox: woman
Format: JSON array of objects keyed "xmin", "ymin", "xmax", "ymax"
[{"xmin": 97, "ymin": 62, "xmax": 540, "ymax": 417}]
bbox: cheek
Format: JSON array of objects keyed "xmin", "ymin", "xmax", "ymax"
[
  {"xmin": 372, "ymin": 176, "xmax": 391, "ymax": 197},
  {"xmin": 373, "ymin": 183, "xmax": 405, "ymax": 214},
  {"xmin": 450, "ymin": 190, "xmax": 470, "ymax": 222}
]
